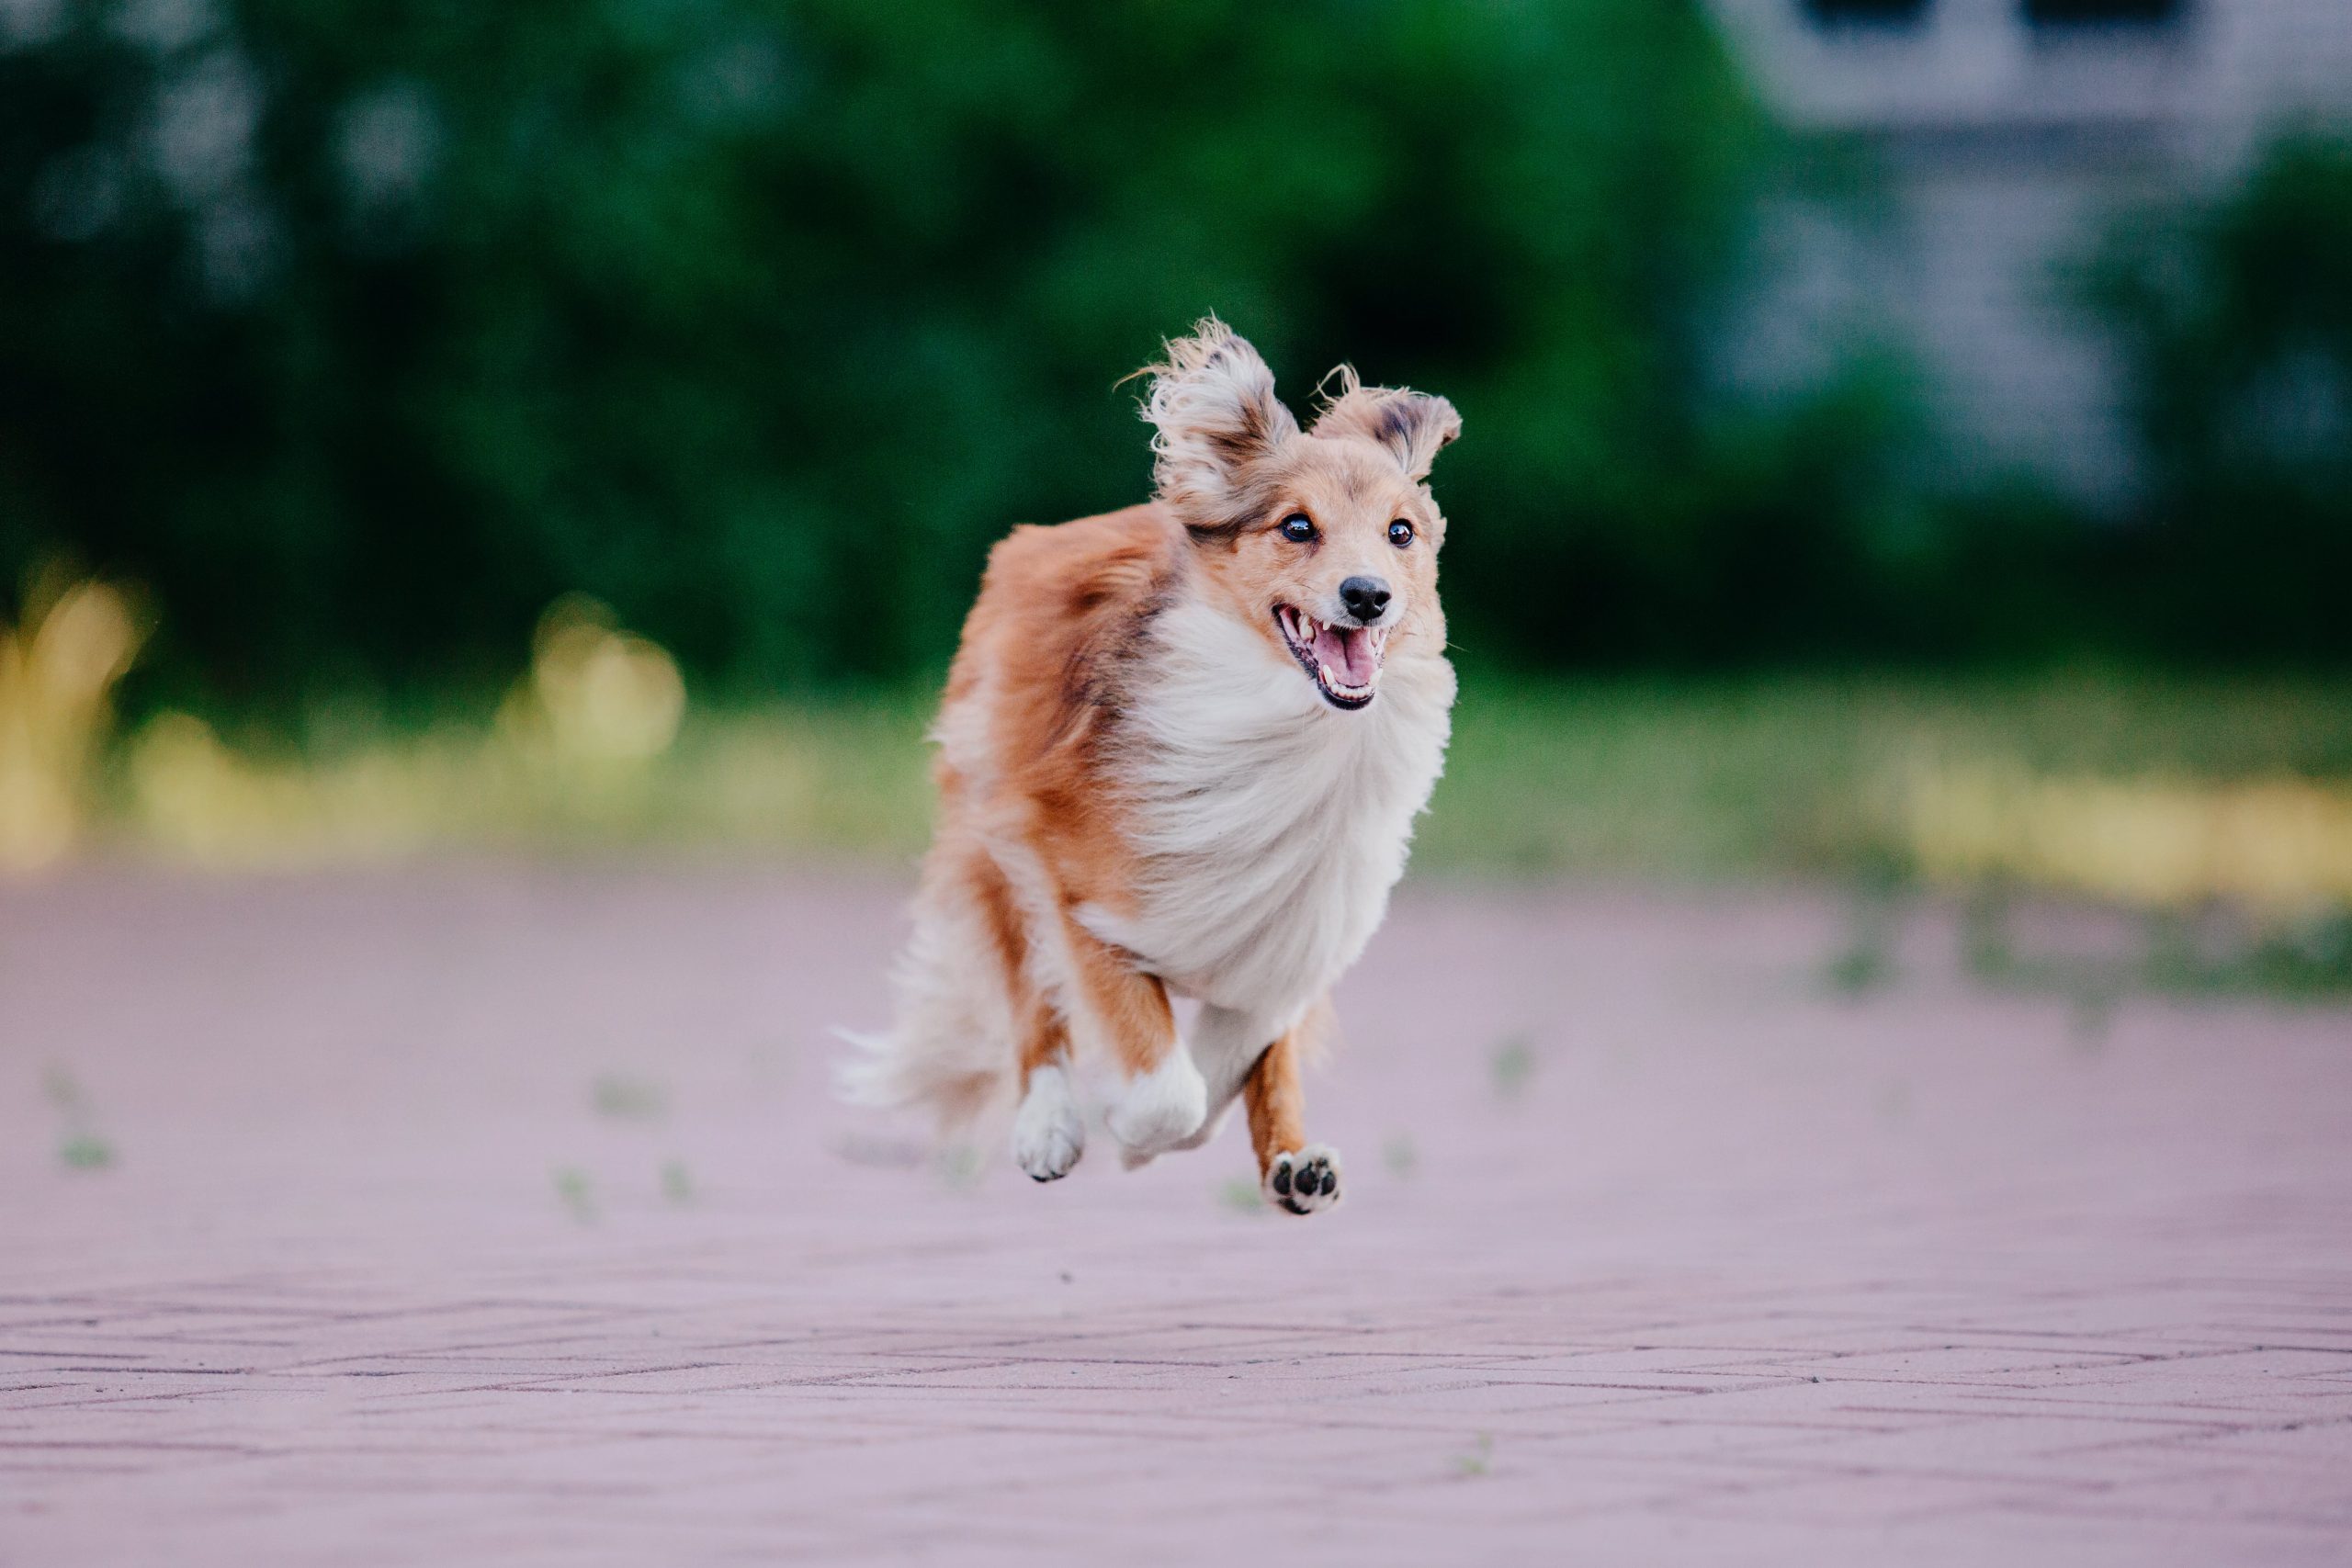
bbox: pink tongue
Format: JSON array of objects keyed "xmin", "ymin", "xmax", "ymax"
[{"xmin": 1312, "ymin": 624, "xmax": 1377, "ymax": 685}]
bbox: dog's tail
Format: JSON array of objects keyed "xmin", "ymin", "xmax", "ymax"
[
  {"xmin": 832, "ymin": 890, "xmax": 1017, "ymax": 1135},
  {"xmin": 831, "ymin": 1025, "xmax": 1005, "ymax": 1132}
]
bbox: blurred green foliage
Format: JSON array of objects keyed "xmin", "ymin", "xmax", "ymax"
[
  {"xmin": 2086, "ymin": 133, "xmax": 2352, "ymax": 663},
  {"xmin": 1, "ymin": 2, "xmax": 2346, "ymax": 708},
  {"xmin": 0, "ymin": 0, "xmax": 1770, "ymax": 701}
]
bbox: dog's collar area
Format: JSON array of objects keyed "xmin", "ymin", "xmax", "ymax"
[{"xmin": 1274, "ymin": 604, "xmax": 1388, "ymax": 710}]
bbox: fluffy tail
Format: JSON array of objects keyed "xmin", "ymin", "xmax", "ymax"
[
  {"xmin": 831, "ymin": 1026, "xmax": 1006, "ymax": 1132},
  {"xmin": 832, "ymin": 886, "xmax": 1017, "ymax": 1135}
]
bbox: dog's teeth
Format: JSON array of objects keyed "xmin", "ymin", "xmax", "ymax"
[{"xmin": 1319, "ymin": 663, "xmax": 1336, "ymax": 685}]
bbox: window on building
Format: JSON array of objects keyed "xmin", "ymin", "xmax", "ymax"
[
  {"xmin": 2021, "ymin": 0, "xmax": 2186, "ymax": 26},
  {"xmin": 1802, "ymin": 0, "xmax": 1930, "ymax": 25}
]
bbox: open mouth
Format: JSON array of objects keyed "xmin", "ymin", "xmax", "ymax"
[{"xmin": 1275, "ymin": 605, "xmax": 1388, "ymax": 710}]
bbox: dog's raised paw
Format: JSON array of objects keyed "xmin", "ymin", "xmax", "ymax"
[
  {"xmin": 1012, "ymin": 1065, "xmax": 1084, "ymax": 1182},
  {"xmin": 1264, "ymin": 1145, "xmax": 1341, "ymax": 1215}
]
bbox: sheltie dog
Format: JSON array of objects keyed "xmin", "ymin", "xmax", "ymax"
[{"xmin": 841, "ymin": 319, "xmax": 1459, "ymax": 1214}]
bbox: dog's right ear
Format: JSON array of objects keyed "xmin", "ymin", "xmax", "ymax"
[
  {"xmin": 1136, "ymin": 318, "xmax": 1298, "ymax": 534},
  {"xmin": 1309, "ymin": 367, "xmax": 1461, "ymax": 484}
]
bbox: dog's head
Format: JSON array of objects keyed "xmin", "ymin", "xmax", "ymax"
[{"xmin": 1137, "ymin": 319, "xmax": 1459, "ymax": 712}]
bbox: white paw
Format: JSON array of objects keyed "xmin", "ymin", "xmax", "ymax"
[
  {"xmin": 1106, "ymin": 1048, "xmax": 1208, "ymax": 1163},
  {"xmin": 1012, "ymin": 1065, "xmax": 1084, "ymax": 1181},
  {"xmin": 1263, "ymin": 1145, "xmax": 1341, "ymax": 1215}
]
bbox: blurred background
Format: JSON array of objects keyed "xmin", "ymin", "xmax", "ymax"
[{"xmin": 3, "ymin": 0, "xmax": 2349, "ymax": 995}]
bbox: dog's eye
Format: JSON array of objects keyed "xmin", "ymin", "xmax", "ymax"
[
  {"xmin": 1278, "ymin": 513, "xmax": 1317, "ymax": 543},
  {"xmin": 1388, "ymin": 519, "xmax": 1415, "ymax": 548}
]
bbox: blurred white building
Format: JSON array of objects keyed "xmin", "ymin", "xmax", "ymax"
[{"xmin": 1705, "ymin": 0, "xmax": 2352, "ymax": 502}]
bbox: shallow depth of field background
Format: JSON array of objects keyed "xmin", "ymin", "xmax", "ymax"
[
  {"xmin": 4, "ymin": 0, "xmax": 2350, "ymax": 1000},
  {"xmin": 11, "ymin": 14, "xmax": 2352, "ymax": 1560}
]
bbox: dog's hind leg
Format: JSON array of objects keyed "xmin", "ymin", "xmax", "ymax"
[
  {"xmin": 1010, "ymin": 975, "xmax": 1084, "ymax": 1181},
  {"xmin": 961, "ymin": 852, "xmax": 1084, "ymax": 1183}
]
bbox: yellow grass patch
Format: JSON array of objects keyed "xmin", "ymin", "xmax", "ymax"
[
  {"xmin": 0, "ymin": 570, "xmax": 143, "ymax": 872},
  {"xmin": 1904, "ymin": 761, "xmax": 2352, "ymax": 912}
]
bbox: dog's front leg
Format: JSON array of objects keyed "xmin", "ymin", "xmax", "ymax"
[
  {"xmin": 1158, "ymin": 1003, "xmax": 1284, "ymax": 1156},
  {"xmin": 1245, "ymin": 1021, "xmax": 1340, "ymax": 1215},
  {"xmin": 1050, "ymin": 911, "xmax": 1206, "ymax": 1165}
]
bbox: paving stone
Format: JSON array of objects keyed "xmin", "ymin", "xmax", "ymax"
[{"xmin": 2, "ymin": 870, "xmax": 2349, "ymax": 1564}]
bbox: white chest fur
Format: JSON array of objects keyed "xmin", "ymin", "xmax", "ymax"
[{"xmin": 1083, "ymin": 598, "xmax": 1453, "ymax": 1026}]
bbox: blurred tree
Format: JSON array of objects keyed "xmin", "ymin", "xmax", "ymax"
[
  {"xmin": 0, "ymin": 0, "xmax": 1776, "ymax": 701},
  {"xmin": 8, "ymin": 1, "xmax": 2337, "ymax": 705},
  {"xmin": 2088, "ymin": 132, "xmax": 2352, "ymax": 663}
]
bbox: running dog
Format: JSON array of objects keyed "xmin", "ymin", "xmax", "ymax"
[{"xmin": 841, "ymin": 319, "xmax": 1460, "ymax": 1214}]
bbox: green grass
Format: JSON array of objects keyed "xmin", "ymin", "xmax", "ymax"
[
  {"xmin": 1962, "ymin": 892, "xmax": 2352, "ymax": 1003},
  {"xmin": 1417, "ymin": 671, "xmax": 2352, "ymax": 881},
  {"xmin": 95, "ymin": 669, "xmax": 2352, "ymax": 882},
  {"xmin": 104, "ymin": 689, "xmax": 941, "ymax": 868}
]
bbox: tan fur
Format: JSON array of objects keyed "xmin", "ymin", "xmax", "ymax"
[
  {"xmin": 842, "ymin": 320, "xmax": 1460, "ymax": 1213},
  {"xmin": 1243, "ymin": 1013, "xmax": 1317, "ymax": 1171},
  {"xmin": 938, "ymin": 507, "xmax": 1181, "ymax": 1077}
]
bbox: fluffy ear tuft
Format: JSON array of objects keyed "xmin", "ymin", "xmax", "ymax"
[
  {"xmin": 1136, "ymin": 318, "xmax": 1298, "ymax": 532},
  {"xmin": 1310, "ymin": 367, "xmax": 1461, "ymax": 482}
]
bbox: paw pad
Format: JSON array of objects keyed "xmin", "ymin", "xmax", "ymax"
[{"xmin": 1264, "ymin": 1145, "xmax": 1341, "ymax": 1215}]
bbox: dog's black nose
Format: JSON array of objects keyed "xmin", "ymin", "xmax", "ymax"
[{"xmin": 1339, "ymin": 576, "xmax": 1391, "ymax": 624}]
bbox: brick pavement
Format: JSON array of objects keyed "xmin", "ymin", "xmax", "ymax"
[{"xmin": 2, "ymin": 869, "xmax": 2348, "ymax": 1564}]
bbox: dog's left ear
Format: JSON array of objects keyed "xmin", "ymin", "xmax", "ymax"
[{"xmin": 1311, "ymin": 369, "xmax": 1461, "ymax": 483}]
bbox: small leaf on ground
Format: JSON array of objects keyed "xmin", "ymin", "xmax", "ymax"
[
  {"xmin": 592, "ymin": 1076, "xmax": 668, "ymax": 1121},
  {"xmin": 59, "ymin": 1133, "xmax": 114, "ymax": 1170},
  {"xmin": 1490, "ymin": 1036, "xmax": 1535, "ymax": 1101},
  {"xmin": 1216, "ymin": 1178, "xmax": 1267, "ymax": 1215},
  {"xmin": 552, "ymin": 1166, "xmax": 597, "ymax": 1223},
  {"xmin": 1825, "ymin": 941, "xmax": 1894, "ymax": 996},
  {"xmin": 41, "ymin": 1065, "xmax": 86, "ymax": 1114}
]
